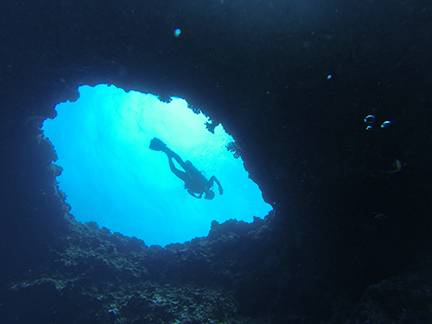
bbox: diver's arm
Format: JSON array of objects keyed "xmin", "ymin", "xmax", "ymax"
[
  {"xmin": 210, "ymin": 176, "xmax": 223, "ymax": 195},
  {"xmin": 188, "ymin": 190, "xmax": 202, "ymax": 199}
]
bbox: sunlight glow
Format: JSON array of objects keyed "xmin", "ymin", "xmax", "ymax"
[{"xmin": 43, "ymin": 84, "xmax": 272, "ymax": 246}]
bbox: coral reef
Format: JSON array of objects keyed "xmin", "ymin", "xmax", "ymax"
[{"xmin": 2, "ymin": 217, "xmax": 273, "ymax": 323}]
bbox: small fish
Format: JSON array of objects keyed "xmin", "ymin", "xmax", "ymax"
[{"xmin": 384, "ymin": 159, "xmax": 403, "ymax": 174}]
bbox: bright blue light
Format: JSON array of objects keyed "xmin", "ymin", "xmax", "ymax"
[
  {"xmin": 42, "ymin": 84, "xmax": 272, "ymax": 246},
  {"xmin": 174, "ymin": 28, "xmax": 182, "ymax": 38}
]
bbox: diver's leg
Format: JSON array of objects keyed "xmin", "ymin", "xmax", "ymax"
[
  {"xmin": 167, "ymin": 154, "xmax": 187, "ymax": 181},
  {"xmin": 165, "ymin": 149, "xmax": 188, "ymax": 170}
]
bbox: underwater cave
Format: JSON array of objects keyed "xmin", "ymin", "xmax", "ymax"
[
  {"xmin": 3, "ymin": 1, "xmax": 432, "ymax": 322},
  {"xmin": 42, "ymin": 84, "xmax": 272, "ymax": 246}
]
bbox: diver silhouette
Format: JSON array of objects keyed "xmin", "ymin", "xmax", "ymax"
[{"xmin": 149, "ymin": 138, "xmax": 223, "ymax": 200}]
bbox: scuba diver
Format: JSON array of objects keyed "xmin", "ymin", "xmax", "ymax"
[{"xmin": 149, "ymin": 137, "xmax": 223, "ymax": 200}]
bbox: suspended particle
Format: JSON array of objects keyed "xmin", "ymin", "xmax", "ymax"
[
  {"xmin": 381, "ymin": 120, "xmax": 392, "ymax": 129},
  {"xmin": 174, "ymin": 28, "xmax": 182, "ymax": 38},
  {"xmin": 364, "ymin": 114, "xmax": 376, "ymax": 124},
  {"xmin": 326, "ymin": 74, "xmax": 333, "ymax": 80}
]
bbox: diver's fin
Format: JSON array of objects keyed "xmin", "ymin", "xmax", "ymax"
[{"xmin": 149, "ymin": 137, "xmax": 168, "ymax": 152}]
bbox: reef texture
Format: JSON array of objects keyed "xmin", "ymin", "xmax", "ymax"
[
  {"xmin": 329, "ymin": 259, "xmax": 432, "ymax": 323},
  {"xmin": 1, "ymin": 0, "xmax": 432, "ymax": 323},
  {"xmin": 2, "ymin": 217, "xmax": 277, "ymax": 323}
]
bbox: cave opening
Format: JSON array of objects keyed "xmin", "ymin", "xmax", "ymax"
[{"xmin": 42, "ymin": 84, "xmax": 272, "ymax": 246}]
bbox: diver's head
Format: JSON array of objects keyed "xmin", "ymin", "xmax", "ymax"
[{"xmin": 204, "ymin": 189, "xmax": 215, "ymax": 200}]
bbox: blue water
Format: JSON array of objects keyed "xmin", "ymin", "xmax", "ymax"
[{"xmin": 42, "ymin": 84, "xmax": 272, "ymax": 246}]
